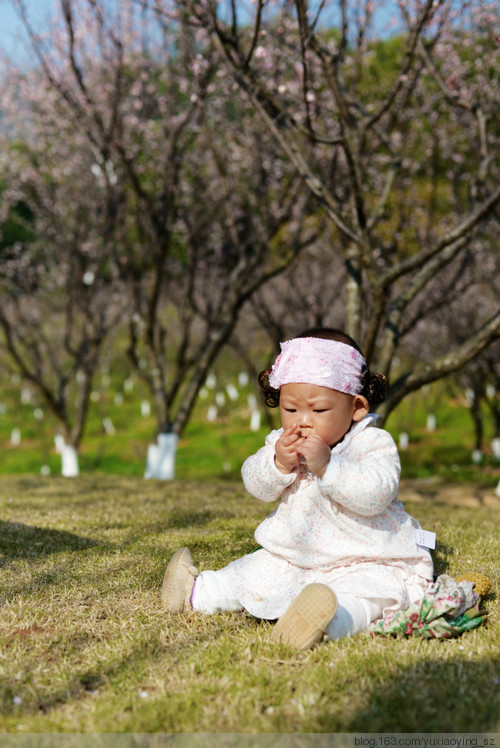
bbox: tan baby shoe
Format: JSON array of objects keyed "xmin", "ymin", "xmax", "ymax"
[
  {"xmin": 271, "ymin": 583, "xmax": 338, "ymax": 650},
  {"xmin": 161, "ymin": 547, "xmax": 198, "ymax": 613}
]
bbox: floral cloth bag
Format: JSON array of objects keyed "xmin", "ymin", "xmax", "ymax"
[{"xmin": 369, "ymin": 574, "xmax": 490, "ymax": 639}]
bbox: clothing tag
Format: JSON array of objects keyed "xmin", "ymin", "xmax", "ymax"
[{"xmin": 415, "ymin": 528, "xmax": 436, "ymax": 550}]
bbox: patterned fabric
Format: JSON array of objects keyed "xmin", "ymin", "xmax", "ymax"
[
  {"xmin": 222, "ymin": 416, "xmax": 434, "ymax": 620},
  {"xmin": 368, "ymin": 574, "xmax": 488, "ymax": 638},
  {"xmin": 269, "ymin": 337, "xmax": 366, "ymax": 394}
]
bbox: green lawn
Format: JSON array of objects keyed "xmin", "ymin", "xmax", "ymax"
[
  {"xmin": 1, "ymin": 372, "xmax": 499, "ymax": 733},
  {"xmin": 0, "ymin": 475, "xmax": 498, "ymax": 734},
  {"xmin": 1, "ymin": 374, "xmax": 499, "ymax": 488}
]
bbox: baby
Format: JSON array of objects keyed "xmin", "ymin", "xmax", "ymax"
[{"xmin": 161, "ymin": 327, "xmax": 433, "ymax": 649}]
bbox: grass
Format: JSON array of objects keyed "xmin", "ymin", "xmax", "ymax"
[
  {"xmin": 0, "ymin": 367, "xmax": 271, "ymax": 480},
  {"xmin": 1, "ymin": 366, "xmax": 500, "ymax": 486},
  {"xmin": 0, "ymin": 474, "xmax": 499, "ymax": 734}
]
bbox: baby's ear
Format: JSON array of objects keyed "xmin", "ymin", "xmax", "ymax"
[{"xmin": 352, "ymin": 395, "xmax": 370, "ymax": 422}]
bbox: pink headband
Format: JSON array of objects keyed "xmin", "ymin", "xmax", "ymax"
[{"xmin": 268, "ymin": 337, "xmax": 366, "ymax": 395}]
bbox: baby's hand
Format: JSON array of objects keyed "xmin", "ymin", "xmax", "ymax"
[
  {"xmin": 274, "ymin": 425, "xmax": 304, "ymax": 473},
  {"xmin": 296, "ymin": 435, "xmax": 331, "ymax": 477}
]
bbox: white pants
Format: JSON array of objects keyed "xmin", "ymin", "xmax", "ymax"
[{"xmin": 191, "ymin": 570, "xmax": 390, "ymax": 640}]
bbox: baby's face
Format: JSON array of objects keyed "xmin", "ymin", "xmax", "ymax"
[{"xmin": 279, "ymin": 382, "xmax": 358, "ymax": 448}]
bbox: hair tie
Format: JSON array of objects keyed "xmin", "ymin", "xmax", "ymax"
[{"xmin": 268, "ymin": 338, "xmax": 366, "ymax": 395}]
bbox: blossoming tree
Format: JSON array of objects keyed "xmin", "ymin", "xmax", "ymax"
[
  {"xmin": 0, "ymin": 0, "xmax": 320, "ymax": 475},
  {"xmin": 0, "ymin": 70, "xmax": 127, "ymax": 475},
  {"xmin": 181, "ymin": 0, "xmax": 500, "ymax": 422}
]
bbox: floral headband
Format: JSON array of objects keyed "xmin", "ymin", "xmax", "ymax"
[{"xmin": 268, "ymin": 337, "xmax": 366, "ymax": 395}]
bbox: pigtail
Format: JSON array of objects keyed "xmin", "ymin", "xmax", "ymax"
[
  {"xmin": 258, "ymin": 368, "xmax": 281, "ymax": 408},
  {"xmin": 361, "ymin": 367, "xmax": 389, "ymax": 408}
]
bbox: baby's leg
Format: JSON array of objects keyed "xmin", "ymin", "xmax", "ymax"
[
  {"xmin": 191, "ymin": 570, "xmax": 243, "ymax": 614},
  {"xmin": 271, "ymin": 588, "xmax": 393, "ymax": 649},
  {"xmin": 163, "ymin": 545, "xmax": 284, "ymax": 615},
  {"xmin": 162, "ymin": 548, "xmax": 243, "ymax": 614},
  {"xmin": 327, "ymin": 594, "xmax": 393, "ymax": 640}
]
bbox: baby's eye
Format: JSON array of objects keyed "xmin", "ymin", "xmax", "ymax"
[
  {"xmin": 284, "ymin": 408, "xmax": 297, "ymax": 413},
  {"xmin": 313, "ymin": 409, "xmax": 328, "ymax": 413}
]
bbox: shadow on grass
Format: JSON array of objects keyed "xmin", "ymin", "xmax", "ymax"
[
  {"xmin": 0, "ymin": 520, "xmax": 99, "ymax": 563},
  {"xmin": 431, "ymin": 539, "xmax": 454, "ymax": 577},
  {"xmin": 345, "ymin": 654, "xmax": 500, "ymax": 732},
  {"xmin": 167, "ymin": 507, "xmax": 236, "ymax": 529}
]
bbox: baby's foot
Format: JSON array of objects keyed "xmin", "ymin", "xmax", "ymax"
[
  {"xmin": 271, "ymin": 584, "xmax": 337, "ymax": 650},
  {"xmin": 161, "ymin": 547, "xmax": 198, "ymax": 613}
]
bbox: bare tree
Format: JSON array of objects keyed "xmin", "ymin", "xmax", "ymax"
[
  {"xmin": 179, "ymin": 0, "xmax": 500, "ymax": 422},
  {"xmin": 1, "ymin": 0, "xmax": 321, "ymax": 475},
  {"xmin": 0, "ymin": 94, "xmax": 126, "ymax": 473}
]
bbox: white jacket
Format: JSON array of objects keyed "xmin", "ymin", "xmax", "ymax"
[{"xmin": 242, "ymin": 414, "xmax": 433, "ymax": 574}]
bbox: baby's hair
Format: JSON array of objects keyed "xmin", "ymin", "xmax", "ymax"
[{"xmin": 258, "ymin": 326, "xmax": 389, "ymax": 410}]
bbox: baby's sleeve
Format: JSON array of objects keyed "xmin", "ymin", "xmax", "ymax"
[
  {"xmin": 318, "ymin": 427, "xmax": 400, "ymax": 516},
  {"xmin": 241, "ymin": 429, "xmax": 297, "ymax": 502}
]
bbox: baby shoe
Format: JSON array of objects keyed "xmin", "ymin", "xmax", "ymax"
[
  {"xmin": 161, "ymin": 547, "xmax": 198, "ymax": 613},
  {"xmin": 271, "ymin": 583, "xmax": 338, "ymax": 650}
]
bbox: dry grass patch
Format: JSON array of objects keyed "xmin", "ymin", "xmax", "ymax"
[{"xmin": 0, "ymin": 475, "xmax": 498, "ymax": 733}]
